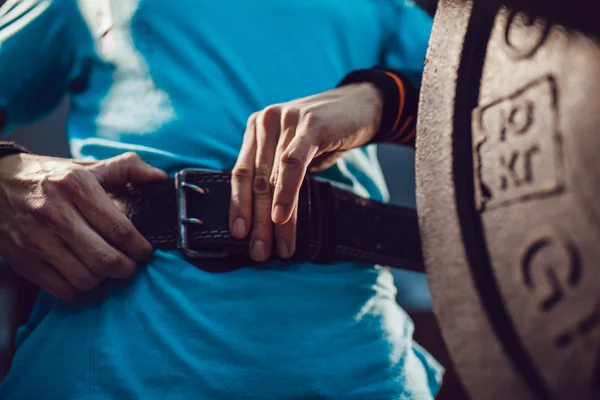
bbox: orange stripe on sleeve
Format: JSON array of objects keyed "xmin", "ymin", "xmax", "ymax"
[
  {"xmin": 389, "ymin": 116, "xmax": 413, "ymax": 143},
  {"xmin": 384, "ymin": 71, "xmax": 405, "ymax": 133}
]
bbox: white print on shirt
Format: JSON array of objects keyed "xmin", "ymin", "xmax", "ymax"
[{"xmin": 77, "ymin": 0, "xmax": 175, "ymax": 138}]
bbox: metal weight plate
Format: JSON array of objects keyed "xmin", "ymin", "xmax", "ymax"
[{"xmin": 416, "ymin": 0, "xmax": 600, "ymax": 399}]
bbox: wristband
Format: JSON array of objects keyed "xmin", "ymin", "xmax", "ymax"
[{"xmin": 0, "ymin": 141, "xmax": 31, "ymax": 159}]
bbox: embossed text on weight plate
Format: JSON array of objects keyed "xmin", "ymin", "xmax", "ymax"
[{"xmin": 473, "ymin": 76, "xmax": 564, "ymax": 210}]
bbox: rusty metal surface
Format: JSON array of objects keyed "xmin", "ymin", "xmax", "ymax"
[{"xmin": 418, "ymin": 0, "xmax": 600, "ymax": 399}]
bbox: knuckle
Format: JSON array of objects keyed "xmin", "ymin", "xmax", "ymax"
[
  {"xmin": 52, "ymin": 168, "xmax": 91, "ymax": 196},
  {"xmin": 28, "ymin": 200, "xmax": 70, "ymax": 234},
  {"xmin": 281, "ymin": 107, "xmax": 299, "ymax": 127},
  {"xmin": 252, "ymin": 174, "xmax": 271, "ymax": 195},
  {"xmin": 109, "ymin": 222, "xmax": 134, "ymax": 244},
  {"xmin": 246, "ymin": 112, "xmax": 258, "ymax": 128},
  {"xmin": 72, "ymin": 274, "xmax": 99, "ymax": 292},
  {"xmin": 122, "ymin": 151, "xmax": 142, "ymax": 163},
  {"xmin": 53, "ymin": 170, "xmax": 80, "ymax": 192},
  {"xmin": 28, "ymin": 198, "xmax": 58, "ymax": 221},
  {"xmin": 19, "ymin": 231, "xmax": 44, "ymax": 253},
  {"xmin": 259, "ymin": 106, "xmax": 281, "ymax": 128},
  {"xmin": 301, "ymin": 110, "xmax": 322, "ymax": 129},
  {"xmin": 93, "ymin": 251, "xmax": 122, "ymax": 274},
  {"xmin": 263, "ymin": 105, "xmax": 280, "ymax": 116},
  {"xmin": 232, "ymin": 165, "xmax": 254, "ymax": 181},
  {"xmin": 281, "ymin": 152, "xmax": 305, "ymax": 169}
]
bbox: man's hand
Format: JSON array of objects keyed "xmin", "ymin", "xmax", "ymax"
[
  {"xmin": 0, "ymin": 152, "xmax": 167, "ymax": 300},
  {"xmin": 229, "ymin": 83, "xmax": 383, "ymax": 261}
]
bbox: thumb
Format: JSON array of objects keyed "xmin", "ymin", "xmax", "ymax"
[{"xmin": 87, "ymin": 152, "xmax": 168, "ymax": 188}]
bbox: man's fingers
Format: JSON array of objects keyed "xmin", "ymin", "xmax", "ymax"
[
  {"xmin": 41, "ymin": 235, "xmax": 103, "ymax": 292},
  {"xmin": 272, "ymin": 134, "xmax": 319, "ymax": 225},
  {"xmin": 270, "ymin": 108, "xmax": 299, "ymax": 195},
  {"xmin": 42, "ymin": 195, "xmax": 139, "ymax": 279},
  {"xmin": 274, "ymin": 200, "xmax": 298, "ymax": 259},
  {"xmin": 69, "ymin": 226, "xmax": 138, "ymax": 279},
  {"xmin": 66, "ymin": 218, "xmax": 138, "ymax": 279},
  {"xmin": 271, "ymin": 109, "xmax": 300, "ymax": 257},
  {"xmin": 249, "ymin": 107, "xmax": 281, "ymax": 262},
  {"xmin": 230, "ymin": 114, "xmax": 258, "ymax": 239},
  {"xmin": 87, "ymin": 152, "xmax": 168, "ymax": 188},
  {"xmin": 10, "ymin": 255, "xmax": 78, "ymax": 300},
  {"xmin": 63, "ymin": 169, "xmax": 154, "ymax": 264},
  {"xmin": 35, "ymin": 263, "xmax": 80, "ymax": 300}
]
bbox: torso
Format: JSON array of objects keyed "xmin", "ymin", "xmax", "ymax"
[
  {"xmin": 0, "ymin": 1, "xmax": 441, "ymax": 398},
  {"xmin": 69, "ymin": 0, "xmax": 390, "ymax": 200}
]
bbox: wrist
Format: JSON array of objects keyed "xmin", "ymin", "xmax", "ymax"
[
  {"xmin": 0, "ymin": 141, "xmax": 31, "ymax": 159},
  {"xmin": 359, "ymin": 82, "xmax": 384, "ymax": 142},
  {"xmin": 338, "ymin": 68, "xmax": 419, "ymax": 147}
]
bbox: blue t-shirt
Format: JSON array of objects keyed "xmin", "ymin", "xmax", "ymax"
[{"xmin": 0, "ymin": 0, "xmax": 442, "ymax": 398}]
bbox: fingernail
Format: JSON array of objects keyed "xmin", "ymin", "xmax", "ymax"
[
  {"xmin": 232, "ymin": 218, "xmax": 246, "ymax": 238},
  {"xmin": 250, "ymin": 240, "xmax": 266, "ymax": 261},
  {"xmin": 272, "ymin": 204, "xmax": 285, "ymax": 224},
  {"xmin": 277, "ymin": 238, "xmax": 289, "ymax": 258}
]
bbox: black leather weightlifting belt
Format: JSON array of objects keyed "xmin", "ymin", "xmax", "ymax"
[{"xmin": 108, "ymin": 169, "xmax": 424, "ymax": 273}]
